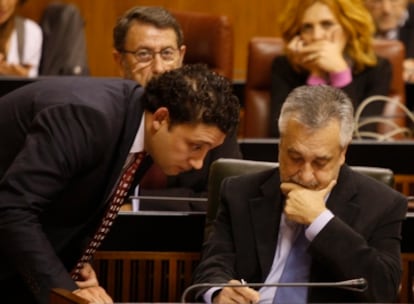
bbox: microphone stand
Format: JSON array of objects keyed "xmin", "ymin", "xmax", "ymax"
[{"xmin": 180, "ymin": 278, "xmax": 368, "ymax": 303}]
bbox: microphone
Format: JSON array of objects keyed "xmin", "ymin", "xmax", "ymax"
[
  {"xmin": 180, "ymin": 278, "xmax": 367, "ymax": 303},
  {"xmin": 129, "ymin": 195, "xmax": 208, "ymax": 202}
]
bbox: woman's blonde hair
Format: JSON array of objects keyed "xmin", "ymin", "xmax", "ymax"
[{"xmin": 278, "ymin": 0, "xmax": 376, "ymax": 73}]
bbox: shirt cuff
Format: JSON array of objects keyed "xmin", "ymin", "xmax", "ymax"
[
  {"xmin": 203, "ymin": 287, "xmax": 221, "ymax": 304},
  {"xmin": 305, "ymin": 209, "xmax": 334, "ymax": 241},
  {"xmin": 306, "ymin": 75, "xmax": 327, "ymax": 86},
  {"xmin": 329, "ymin": 68, "xmax": 352, "ymax": 88}
]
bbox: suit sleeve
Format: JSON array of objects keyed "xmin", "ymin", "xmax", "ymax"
[
  {"xmin": 311, "ymin": 191, "xmax": 407, "ymax": 302},
  {"xmin": 191, "ymin": 177, "xmax": 240, "ymax": 300},
  {"xmin": 0, "ymin": 104, "xmax": 110, "ymax": 303}
]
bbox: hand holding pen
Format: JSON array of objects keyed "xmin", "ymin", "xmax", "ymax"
[{"xmin": 212, "ymin": 279, "xmax": 260, "ymax": 304}]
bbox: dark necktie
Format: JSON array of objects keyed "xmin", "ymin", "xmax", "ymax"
[
  {"xmin": 273, "ymin": 225, "xmax": 311, "ymax": 304},
  {"xmin": 71, "ymin": 151, "xmax": 146, "ymax": 280}
]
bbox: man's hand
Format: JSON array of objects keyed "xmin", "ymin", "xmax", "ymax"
[
  {"xmin": 73, "ymin": 263, "xmax": 113, "ymax": 303},
  {"xmin": 403, "ymin": 58, "xmax": 414, "ymax": 83},
  {"xmin": 301, "ymin": 40, "xmax": 348, "ymax": 73},
  {"xmin": 75, "ymin": 263, "xmax": 99, "ymax": 288},
  {"xmin": 0, "ymin": 62, "xmax": 31, "ymax": 76},
  {"xmin": 281, "ymin": 180, "xmax": 336, "ymax": 225},
  {"xmin": 213, "ymin": 279, "xmax": 260, "ymax": 304},
  {"xmin": 73, "ymin": 286, "xmax": 113, "ymax": 304},
  {"xmin": 287, "ymin": 30, "xmax": 348, "ymax": 77}
]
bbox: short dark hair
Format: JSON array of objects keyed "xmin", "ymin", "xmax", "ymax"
[
  {"xmin": 113, "ymin": 6, "xmax": 184, "ymax": 52},
  {"xmin": 143, "ymin": 64, "xmax": 240, "ymax": 134}
]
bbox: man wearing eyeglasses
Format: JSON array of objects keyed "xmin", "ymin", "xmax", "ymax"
[
  {"xmin": 113, "ymin": 6, "xmax": 186, "ymax": 86},
  {"xmin": 112, "ymin": 6, "xmax": 242, "ymax": 211}
]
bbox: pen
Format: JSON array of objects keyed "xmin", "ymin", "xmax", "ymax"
[{"xmin": 241, "ymin": 279, "xmax": 254, "ymax": 304}]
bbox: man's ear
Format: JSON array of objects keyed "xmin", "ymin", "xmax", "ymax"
[
  {"xmin": 112, "ymin": 49, "xmax": 124, "ymax": 76},
  {"xmin": 340, "ymin": 145, "xmax": 348, "ymax": 165},
  {"xmin": 113, "ymin": 49, "xmax": 121, "ymax": 65},
  {"xmin": 152, "ymin": 107, "xmax": 170, "ymax": 130},
  {"xmin": 178, "ymin": 45, "xmax": 186, "ymax": 66}
]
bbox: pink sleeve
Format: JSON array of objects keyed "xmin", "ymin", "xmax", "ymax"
[
  {"xmin": 306, "ymin": 75, "xmax": 326, "ymax": 86},
  {"xmin": 329, "ymin": 68, "xmax": 352, "ymax": 88}
]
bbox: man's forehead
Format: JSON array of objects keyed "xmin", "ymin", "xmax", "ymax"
[{"xmin": 128, "ymin": 22, "xmax": 179, "ymax": 43}]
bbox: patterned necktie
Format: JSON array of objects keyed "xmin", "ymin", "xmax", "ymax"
[
  {"xmin": 71, "ymin": 151, "xmax": 146, "ymax": 280},
  {"xmin": 273, "ymin": 225, "xmax": 311, "ymax": 304}
]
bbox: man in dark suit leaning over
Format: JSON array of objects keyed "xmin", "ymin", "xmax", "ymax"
[
  {"xmin": 112, "ymin": 6, "xmax": 242, "ymax": 211},
  {"xmin": 192, "ymin": 85, "xmax": 407, "ymax": 303},
  {"xmin": 0, "ymin": 64, "xmax": 240, "ymax": 304}
]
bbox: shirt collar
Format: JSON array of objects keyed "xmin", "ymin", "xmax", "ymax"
[{"xmin": 129, "ymin": 113, "xmax": 145, "ymax": 153}]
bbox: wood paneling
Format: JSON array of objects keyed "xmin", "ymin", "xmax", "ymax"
[
  {"xmin": 93, "ymin": 251, "xmax": 201, "ymax": 302},
  {"xmin": 19, "ymin": 0, "xmax": 287, "ymax": 80}
]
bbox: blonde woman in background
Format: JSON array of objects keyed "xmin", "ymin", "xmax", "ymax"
[{"xmin": 270, "ymin": 0, "xmax": 391, "ymax": 137}]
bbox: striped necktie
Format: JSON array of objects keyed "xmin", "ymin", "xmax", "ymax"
[{"xmin": 71, "ymin": 151, "xmax": 146, "ymax": 280}]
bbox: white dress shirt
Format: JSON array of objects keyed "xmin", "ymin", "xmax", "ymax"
[
  {"xmin": 129, "ymin": 114, "xmax": 145, "ymax": 153},
  {"xmin": 7, "ymin": 17, "xmax": 43, "ymax": 77},
  {"xmin": 128, "ymin": 115, "xmax": 145, "ymax": 211}
]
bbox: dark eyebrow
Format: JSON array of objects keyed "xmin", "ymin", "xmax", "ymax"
[{"xmin": 187, "ymin": 139, "xmax": 213, "ymax": 148}]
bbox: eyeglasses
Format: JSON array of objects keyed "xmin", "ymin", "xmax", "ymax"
[{"xmin": 120, "ymin": 47, "xmax": 178, "ymax": 64}]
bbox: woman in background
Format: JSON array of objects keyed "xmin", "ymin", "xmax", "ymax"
[
  {"xmin": 270, "ymin": 0, "xmax": 391, "ymax": 137},
  {"xmin": 0, "ymin": 0, "xmax": 42, "ymax": 77}
]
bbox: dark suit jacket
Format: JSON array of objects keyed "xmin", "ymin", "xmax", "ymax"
[
  {"xmin": 270, "ymin": 56, "xmax": 392, "ymax": 137},
  {"xmin": 0, "ymin": 77, "xmax": 147, "ymax": 304},
  {"xmin": 193, "ymin": 165, "xmax": 407, "ymax": 302},
  {"xmin": 399, "ymin": 3, "xmax": 414, "ymax": 59}
]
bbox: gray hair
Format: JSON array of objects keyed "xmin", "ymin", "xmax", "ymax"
[
  {"xmin": 113, "ymin": 6, "xmax": 184, "ymax": 52},
  {"xmin": 278, "ymin": 85, "xmax": 354, "ymax": 148}
]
